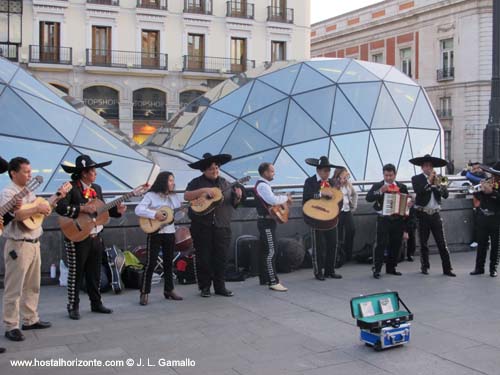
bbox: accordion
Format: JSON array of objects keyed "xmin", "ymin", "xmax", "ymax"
[{"xmin": 382, "ymin": 193, "xmax": 411, "ymax": 216}]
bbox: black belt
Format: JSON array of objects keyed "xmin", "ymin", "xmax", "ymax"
[{"xmin": 10, "ymin": 238, "xmax": 39, "ymax": 244}]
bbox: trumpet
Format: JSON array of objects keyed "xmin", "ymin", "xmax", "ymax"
[
  {"xmin": 469, "ymin": 178, "xmax": 497, "ymax": 194},
  {"xmin": 433, "ymin": 174, "xmax": 449, "ymax": 187}
]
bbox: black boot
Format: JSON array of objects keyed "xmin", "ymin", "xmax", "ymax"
[
  {"xmin": 315, "ymin": 271, "xmax": 325, "ymax": 281},
  {"xmin": 91, "ymin": 302, "xmax": 113, "ymax": 314},
  {"xmin": 490, "ymin": 266, "xmax": 498, "ymax": 277},
  {"xmin": 67, "ymin": 304, "xmax": 80, "ymax": 320}
]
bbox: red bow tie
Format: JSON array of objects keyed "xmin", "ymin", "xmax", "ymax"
[{"xmin": 320, "ymin": 180, "xmax": 330, "ymax": 189}]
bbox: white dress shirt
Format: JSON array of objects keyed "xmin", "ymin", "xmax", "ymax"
[
  {"xmin": 256, "ymin": 178, "xmax": 288, "ymax": 206},
  {"xmin": 423, "ymin": 173, "xmax": 440, "ymax": 209},
  {"xmin": 135, "ymin": 192, "xmax": 181, "ymax": 234}
]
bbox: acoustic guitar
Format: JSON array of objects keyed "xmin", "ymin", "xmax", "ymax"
[
  {"xmin": 302, "ymin": 187, "xmax": 343, "ymax": 230},
  {"xmin": 0, "ymin": 176, "xmax": 44, "ymax": 233},
  {"xmin": 189, "ymin": 176, "xmax": 250, "ymax": 216},
  {"xmin": 139, "ymin": 206, "xmax": 186, "ymax": 234},
  {"xmin": 21, "ymin": 182, "xmax": 72, "ymax": 231},
  {"xmin": 59, "ymin": 184, "xmax": 149, "ymax": 242}
]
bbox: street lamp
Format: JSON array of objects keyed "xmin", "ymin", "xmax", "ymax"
[{"xmin": 483, "ymin": 0, "xmax": 500, "ymax": 165}]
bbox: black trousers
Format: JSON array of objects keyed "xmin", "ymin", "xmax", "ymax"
[
  {"xmin": 311, "ymin": 227, "xmax": 337, "ymax": 275},
  {"xmin": 257, "ymin": 219, "xmax": 279, "ymax": 286},
  {"xmin": 338, "ymin": 211, "xmax": 356, "ymax": 262},
  {"xmin": 416, "ymin": 211, "xmax": 453, "ymax": 272},
  {"xmin": 475, "ymin": 214, "xmax": 500, "ymax": 272},
  {"xmin": 190, "ymin": 222, "xmax": 231, "ymax": 291},
  {"xmin": 471, "ymin": 208, "xmax": 480, "ymax": 243},
  {"xmin": 374, "ymin": 216, "xmax": 404, "ymax": 273},
  {"xmin": 141, "ymin": 233, "xmax": 175, "ymax": 294},
  {"xmin": 65, "ymin": 236, "xmax": 104, "ymax": 310}
]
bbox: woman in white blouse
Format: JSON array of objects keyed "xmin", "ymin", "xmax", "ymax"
[
  {"xmin": 333, "ymin": 167, "xmax": 358, "ymax": 263},
  {"xmin": 135, "ymin": 172, "xmax": 183, "ymax": 305}
]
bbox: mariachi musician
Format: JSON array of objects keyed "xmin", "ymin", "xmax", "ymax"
[
  {"xmin": 184, "ymin": 153, "xmax": 245, "ymax": 298},
  {"xmin": 470, "ymin": 162, "xmax": 500, "ymax": 277},
  {"xmin": 55, "ymin": 155, "xmax": 126, "ymax": 320},
  {"xmin": 410, "ymin": 154, "xmax": 455, "ymax": 277},
  {"xmin": 366, "ymin": 163, "xmax": 410, "ymax": 279},
  {"xmin": 254, "ymin": 162, "xmax": 290, "ymax": 292},
  {"xmin": 303, "ymin": 156, "xmax": 343, "ymax": 281}
]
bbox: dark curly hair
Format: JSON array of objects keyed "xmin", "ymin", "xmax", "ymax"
[{"xmin": 149, "ymin": 171, "xmax": 175, "ymax": 194}]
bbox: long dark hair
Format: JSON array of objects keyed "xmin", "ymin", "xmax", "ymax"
[{"xmin": 150, "ymin": 171, "xmax": 174, "ymax": 194}]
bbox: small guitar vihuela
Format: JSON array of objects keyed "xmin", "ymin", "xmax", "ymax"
[
  {"xmin": 139, "ymin": 206, "xmax": 186, "ymax": 234},
  {"xmin": 0, "ymin": 176, "xmax": 44, "ymax": 233},
  {"xmin": 21, "ymin": 182, "xmax": 72, "ymax": 231},
  {"xmin": 189, "ymin": 176, "xmax": 251, "ymax": 216}
]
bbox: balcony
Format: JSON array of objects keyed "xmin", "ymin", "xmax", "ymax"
[
  {"xmin": 436, "ymin": 109, "xmax": 453, "ymax": 119},
  {"xmin": 86, "ymin": 49, "xmax": 168, "ymax": 70},
  {"xmin": 0, "ymin": 43, "xmax": 19, "ymax": 62},
  {"xmin": 137, "ymin": 0, "xmax": 167, "ymax": 10},
  {"xmin": 184, "ymin": 0, "xmax": 212, "ymax": 15},
  {"xmin": 182, "ymin": 55, "xmax": 255, "ymax": 74},
  {"xmin": 226, "ymin": 1, "xmax": 254, "ymax": 19},
  {"xmin": 87, "ymin": 0, "xmax": 119, "ymax": 5},
  {"xmin": 267, "ymin": 6, "xmax": 293, "ymax": 24},
  {"xmin": 29, "ymin": 45, "xmax": 72, "ymax": 65},
  {"xmin": 437, "ymin": 67, "xmax": 455, "ymax": 81}
]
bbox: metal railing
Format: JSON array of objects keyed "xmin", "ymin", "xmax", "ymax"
[
  {"xmin": 29, "ymin": 45, "xmax": 72, "ymax": 65},
  {"xmin": 267, "ymin": 6, "xmax": 293, "ymax": 23},
  {"xmin": 0, "ymin": 43, "xmax": 19, "ymax": 62},
  {"xmin": 437, "ymin": 67, "xmax": 455, "ymax": 81},
  {"xmin": 136, "ymin": 0, "xmax": 167, "ymax": 10},
  {"xmin": 182, "ymin": 55, "xmax": 255, "ymax": 73},
  {"xmin": 436, "ymin": 109, "xmax": 453, "ymax": 119},
  {"xmin": 183, "ymin": 0, "xmax": 212, "ymax": 14},
  {"xmin": 87, "ymin": 0, "xmax": 119, "ymax": 5},
  {"xmin": 86, "ymin": 49, "xmax": 168, "ymax": 70},
  {"xmin": 226, "ymin": 1, "xmax": 254, "ymax": 19}
]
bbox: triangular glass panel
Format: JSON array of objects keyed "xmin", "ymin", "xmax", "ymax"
[
  {"xmin": 243, "ymin": 80, "xmax": 287, "ymax": 115},
  {"xmin": 73, "ymin": 119, "xmax": 150, "ymax": 161},
  {"xmin": 0, "ymin": 83, "xmax": 5, "ymax": 95},
  {"xmin": 15, "ymin": 89, "xmax": 83, "ymax": 142},
  {"xmin": 385, "ymin": 82, "xmax": 420, "ymax": 125},
  {"xmin": 258, "ymin": 63, "xmax": 301, "ymax": 95},
  {"xmin": 75, "ymin": 147, "xmax": 154, "ymax": 189},
  {"xmin": 185, "ymin": 108, "xmax": 238, "ymax": 147},
  {"xmin": 355, "ymin": 60, "xmax": 392, "ymax": 80},
  {"xmin": 329, "ymin": 140, "xmax": 352, "ymax": 178},
  {"xmin": 293, "ymin": 86, "xmax": 335, "ymax": 133},
  {"xmin": 242, "ymin": 99, "xmax": 289, "ymax": 143},
  {"xmin": 285, "ymin": 137, "xmax": 331, "ymax": 176},
  {"xmin": 408, "ymin": 91, "xmax": 440, "ymax": 130},
  {"xmin": 432, "ymin": 134, "xmax": 442, "ymax": 157},
  {"xmin": 371, "ymin": 85, "xmax": 406, "ymax": 129},
  {"xmin": 331, "ymin": 90, "xmax": 369, "ymax": 135},
  {"xmin": 372, "ymin": 129, "xmax": 407, "ymax": 166},
  {"xmin": 365, "ymin": 136, "xmax": 383, "ymax": 181},
  {"xmin": 398, "ymin": 132, "xmax": 416, "ymax": 179},
  {"xmin": 332, "ymin": 131, "xmax": 370, "ymax": 180},
  {"xmin": 340, "ymin": 82, "xmax": 381, "ymax": 126},
  {"xmin": 384, "ymin": 67, "xmax": 418, "ymax": 86},
  {"xmin": 0, "ymin": 58, "xmax": 18, "ymax": 84},
  {"xmin": 0, "ymin": 88, "xmax": 67, "ymax": 143},
  {"xmin": 408, "ymin": 129, "xmax": 439, "ymax": 158},
  {"xmin": 222, "ymin": 148, "xmax": 280, "ymax": 184},
  {"xmin": 282, "ymin": 100, "xmax": 328, "ymax": 145},
  {"xmin": 10, "ymin": 69, "xmax": 78, "ymax": 112},
  {"xmin": 339, "ymin": 60, "xmax": 380, "ymax": 83},
  {"xmin": 291, "ymin": 63, "xmax": 335, "ymax": 95},
  {"xmin": 185, "ymin": 121, "xmax": 237, "ymax": 158},
  {"xmin": 222, "ymin": 121, "xmax": 278, "ymax": 159},
  {"xmin": 305, "ymin": 59, "xmax": 350, "ymax": 82},
  {"xmin": 272, "ymin": 149, "xmax": 308, "ymax": 185},
  {"xmin": 0, "ymin": 136, "xmax": 68, "ymax": 192},
  {"xmin": 211, "ymin": 81, "xmax": 253, "ymax": 117}
]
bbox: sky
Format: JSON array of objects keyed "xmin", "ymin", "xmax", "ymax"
[{"xmin": 311, "ymin": 0, "xmax": 384, "ymax": 24}]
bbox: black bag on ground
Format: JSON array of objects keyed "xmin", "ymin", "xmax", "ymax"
[
  {"xmin": 276, "ymin": 238, "xmax": 305, "ymax": 273},
  {"xmin": 225, "ymin": 263, "xmax": 247, "ymax": 282},
  {"xmin": 122, "ymin": 266, "xmax": 144, "ymax": 289},
  {"xmin": 354, "ymin": 243, "xmax": 374, "ymax": 264},
  {"xmin": 234, "ymin": 235, "xmax": 260, "ymax": 277},
  {"xmin": 174, "ymin": 251, "xmax": 197, "ymax": 285}
]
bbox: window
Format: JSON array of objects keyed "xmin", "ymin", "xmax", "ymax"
[
  {"xmin": 0, "ymin": 0, "xmax": 22, "ymax": 60},
  {"xmin": 39, "ymin": 21, "xmax": 60, "ymax": 62},
  {"xmin": 141, "ymin": 30, "xmax": 159, "ymax": 68},
  {"xmin": 180, "ymin": 90, "xmax": 205, "ymax": 112},
  {"xmin": 91, "ymin": 26, "xmax": 112, "ymax": 64},
  {"xmin": 187, "ymin": 33, "xmax": 205, "ymax": 71},
  {"xmin": 400, "ymin": 48, "xmax": 412, "ymax": 77},
  {"xmin": 440, "ymin": 38, "xmax": 454, "ymax": 79},
  {"xmin": 231, "ymin": 37, "xmax": 246, "ymax": 72},
  {"xmin": 83, "ymin": 86, "xmax": 120, "ymax": 124},
  {"xmin": 439, "ymin": 96, "xmax": 452, "ymax": 118},
  {"xmin": 371, "ymin": 53, "xmax": 383, "ymax": 63},
  {"xmin": 133, "ymin": 88, "xmax": 166, "ymax": 144},
  {"xmin": 271, "ymin": 41, "xmax": 286, "ymax": 62},
  {"xmin": 444, "ymin": 130, "xmax": 452, "ymax": 161}
]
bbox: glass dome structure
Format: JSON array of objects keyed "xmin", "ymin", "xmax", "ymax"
[
  {"xmin": 0, "ymin": 57, "xmax": 158, "ymax": 193},
  {"xmin": 147, "ymin": 58, "xmax": 444, "ymax": 189}
]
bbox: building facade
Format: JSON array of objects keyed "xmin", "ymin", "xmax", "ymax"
[
  {"xmin": 311, "ymin": 0, "xmax": 493, "ymax": 170},
  {"xmin": 1, "ymin": 0, "xmax": 310, "ymax": 143}
]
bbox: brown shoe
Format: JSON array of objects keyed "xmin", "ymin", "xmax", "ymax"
[
  {"xmin": 164, "ymin": 290, "xmax": 183, "ymax": 301},
  {"xmin": 139, "ymin": 293, "xmax": 148, "ymax": 306}
]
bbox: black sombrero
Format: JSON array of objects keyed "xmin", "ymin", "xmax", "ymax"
[
  {"xmin": 409, "ymin": 154, "xmax": 448, "ymax": 168},
  {"xmin": 305, "ymin": 156, "xmax": 343, "ymax": 169},
  {"xmin": 61, "ymin": 155, "xmax": 112, "ymax": 174},
  {"xmin": 188, "ymin": 153, "xmax": 232, "ymax": 171},
  {"xmin": 0, "ymin": 156, "xmax": 8, "ymax": 174},
  {"xmin": 480, "ymin": 162, "xmax": 500, "ymax": 177}
]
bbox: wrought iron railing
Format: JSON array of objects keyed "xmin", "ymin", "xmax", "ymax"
[
  {"xmin": 267, "ymin": 6, "xmax": 293, "ymax": 23},
  {"xmin": 226, "ymin": 1, "xmax": 254, "ymax": 19},
  {"xmin": 86, "ymin": 49, "xmax": 168, "ymax": 70},
  {"xmin": 183, "ymin": 0, "xmax": 212, "ymax": 14},
  {"xmin": 87, "ymin": 0, "xmax": 119, "ymax": 5},
  {"xmin": 182, "ymin": 55, "xmax": 255, "ymax": 73},
  {"xmin": 29, "ymin": 45, "xmax": 72, "ymax": 65},
  {"xmin": 0, "ymin": 43, "xmax": 19, "ymax": 62},
  {"xmin": 136, "ymin": 0, "xmax": 167, "ymax": 10},
  {"xmin": 436, "ymin": 109, "xmax": 453, "ymax": 119},
  {"xmin": 437, "ymin": 67, "xmax": 455, "ymax": 81}
]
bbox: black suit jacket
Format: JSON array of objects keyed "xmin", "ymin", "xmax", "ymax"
[
  {"xmin": 302, "ymin": 175, "xmax": 335, "ymax": 205},
  {"xmin": 366, "ymin": 181, "xmax": 409, "ymax": 212},
  {"xmin": 55, "ymin": 180, "xmax": 121, "ymax": 219},
  {"xmin": 411, "ymin": 173, "xmax": 448, "ymax": 207}
]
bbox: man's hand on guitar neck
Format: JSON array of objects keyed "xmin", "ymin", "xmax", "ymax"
[{"xmin": 117, "ymin": 203, "xmax": 127, "ymax": 215}]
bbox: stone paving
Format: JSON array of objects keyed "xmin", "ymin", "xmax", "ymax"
[{"xmin": 0, "ymin": 251, "xmax": 499, "ymax": 375}]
